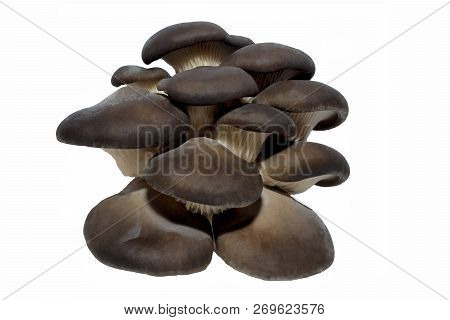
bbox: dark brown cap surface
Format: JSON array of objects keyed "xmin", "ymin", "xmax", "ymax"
[
  {"xmin": 216, "ymin": 103, "xmax": 296, "ymax": 137},
  {"xmin": 157, "ymin": 66, "xmax": 258, "ymax": 105},
  {"xmin": 144, "ymin": 137, "xmax": 263, "ymax": 208},
  {"xmin": 261, "ymin": 141, "xmax": 350, "ymax": 186},
  {"xmin": 221, "ymin": 43, "xmax": 315, "ymax": 78},
  {"xmin": 254, "ymin": 80, "xmax": 348, "ymax": 130},
  {"xmin": 56, "ymin": 87, "xmax": 191, "ymax": 149},
  {"xmin": 84, "ymin": 178, "xmax": 213, "ymax": 276},
  {"xmin": 213, "ymin": 187, "xmax": 334, "ymax": 280},
  {"xmin": 142, "ymin": 22, "xmax": 251, "ymax": 64},
  {"xmin": 111, "ymin": 66, "xmax": 170, "ymax": 87}
]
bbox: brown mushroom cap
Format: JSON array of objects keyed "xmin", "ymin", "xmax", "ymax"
[
  {"xmin": 111, "ymin": 66, "xmax": 170, "ymax": 87},
  {"xmin": 84, "ymin": 178, "xmax": 213, "ymax": 276},
  {"xmin": 56, "ymin": 86, "xmax": 191, "ymax": 149},
  {"xmin": 157, "ymin": 66, "xmax": 258, "ymax": 105},
  {"xmin": 213, "ymin": 187, "xmax": 334, "ymax": 280},
  {"xmin": 141, "ymin": 22, "xmax": 253, "ymax": 67},
  {"xmin": 253, "ymin": 80, "xmax": 348, "ymax": 131},
  {"xmin": 260, "ymin": 141, "xmax": 350, "ymax": 194},
  {"xmin": 221, "ymin": 43, "xmax": 315, "ymax": 89},
  {"xmin": 215, "ymin": 104, "xmax": 297, "ymax": 162},
  {"xmin": 144, "ymin": 137, "xmax": 263, "ymax": 215},
  {"xmin": 216, "ymin": 103, "xmax": 296, "ymax": 137}
]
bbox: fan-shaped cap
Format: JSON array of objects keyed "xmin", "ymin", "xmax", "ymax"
[
  {"xmin": 142, "ymin": 22, "xmax": 252, "ymax": 64},
  {"xmin": 56, "ymin": 87, "xmax": 191, "ymax": 149},
  {"xmin": 213, "ymin": 187, "xmax": 334, "ymax": 280},
  {"xmin": 157, "ymin": 66, "xmax": 258, "ymax": 105},
  {"xmin": 260, "ymin": 141, "xmax": 350, "ymax": 194},
  {"xmin": 221, "ymin": 43, "xmax": 315, "ymax": 89},
  {"xmin": 216, "ymin": 103, "xmax": 296, "ymax": 137},
  {"xmin": 253, "ymin": 80, "xmax": 348, "ymax": 131},
  {"xmin": 111, "ymin": 66, "xmax": 170, "ymax": 87},
  {"xmin": 144, "ymin": 137, "xmax": 263, "ymax": 215},
  {"xmin": 84, "ymin": 178, "xmax": 213, "ymax": 276}
]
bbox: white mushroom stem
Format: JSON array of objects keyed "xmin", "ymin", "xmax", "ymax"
[
  {"xmin": 103, "ymin": 148, "xmax": 158, "ymax": 177},
  {"xmin": 250, "ymin": 69, "xmax": 299, "ymax": 90},
  {"xmin": 163, "ymin": 41, "xmax": 235, "ymax": 73},
  {"xmin": 187, "ymin": 105, "xmax": 218, "ymax": 136},
  {"xmin": 288, "ymin": 110, "xmax": 337, "ymax": 140},
  {"xmin": 178, "ymin": 199, "xmax": 227, "ymax": 223},
  {"xmin": 259, "ymin": 169, "xmax": 335, "ymax": 194},
  {"xmin": 215, "ymin": 125, "xmax": 271, "ymax": 162},
  {"xmin": 128, "ymin": 81, "xmax": 165, "ymax": 94}
]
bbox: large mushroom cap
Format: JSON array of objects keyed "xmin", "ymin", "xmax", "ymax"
[
  {"xmin": 141, "ymin": 22, "xmax": 253, "ymax": 72},
  {"xmin": 111, "ymin": 65, "xmax": 170, "ymax": 87},
  {"xmin": 84, "ymin": 178, "xmax": 213, "ymax": 276},
  {"xmin": 157, "ymin": 66, "xmax": 258, "ymax": 105},
  {"xmin": 215, "ymin": 104, "xmax": 297, "ymax": 162},
  {"xmin": 213, "ymin": 187, "xmax": 334, "ymax": 280},
  {"xmin": 253, "ymin": 80, "xmax": 349, "ymax": 134},
  {"xmin": 56, "ymin": 87, "xmax": 190, "ymax": 149},
  {"xmin": 144, "ymin": 137, "xmax": 263, "ymax": 216},
  {"xmin": 216, "ymin": 103, "xmax": 296, "ymax": 137},
  {"xmin": 142, "ymin": 22, "xmax": 228, "ymax": 64},
  {"xmin": 260, "ymin": 141, "xmax": 350, "ymax": 194},
  {"xmin": 221, "ymin": 43, "xmax": 315, "ymax": 90}
]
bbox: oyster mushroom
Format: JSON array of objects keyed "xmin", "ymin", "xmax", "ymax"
[
  {"xmin": 56, "ymin": 86, "xmax": 191, "ymax": 177},
  {"xmin": 144, "ymin": 137, "xmax": 263, "ymax": 220},
  {"xmin": 253, "ymin": 80, "xmax": 348, "ymax": 140},
  {"xmin": 84, "ymin": 178, "xmax": 214, "ymax": 276},
  {"xmin": 221, "ymin": 43, "xmax": 315, "ymax": 90},
  {"xmin": 111, "ymin": 65, "xmax": 170, "ymax": 92},
  {"xmin": 157, "ymin": 66, "xmax": 258, "ymax": 135},
  {"xmin": 215, "ymin": 103, "xmax": 296, "ymax": 162},
  {"xmin": 213, "ymin": 187, "xmax": 334, "ymax": 280},
  {"xmin": 259, "ymin": 141, "xmax": 350, "ymax": 194},
  {"xmin": 142, "ymin": 21, "xmax": 253, "ymax": 73}
]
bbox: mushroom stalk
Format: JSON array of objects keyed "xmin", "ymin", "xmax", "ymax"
[
  {"xmin": 180, "ymin": 199, "xmax": 227, "ymax": 223},
  {"xmin": 104, "ymin": 148, "xmax": 158, "ymax": 177},
  {"xmin": 249, "ymin": 69, "xmax": 297, "ymax": 90},
  {"xmin": 288, "ymin": 110, "xmax": 337, "ymax": 140},
  {"xmin": 128, "ymin": 81, "xmax": 163, "ymax": 93},
  {"xmin": 215, "ymin": 125, "xmax": 271, "ymax": 162},
  {"xmin": 187, "ymin": 105, "xmax": 218, "ymax": 136},
  {"xmin": 164, "ymin": 41, "xmax": 235, "ymax": 73}
]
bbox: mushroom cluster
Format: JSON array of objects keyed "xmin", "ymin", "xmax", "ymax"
[{"xmin": 56, "ymin": 22, "xmax": 350, "ymax": 280}]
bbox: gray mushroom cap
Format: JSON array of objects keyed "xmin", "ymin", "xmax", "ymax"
[
  {"xmin": 157, "ymin": 66, "xmax": 258, "ymax": 105},
  {"xmin": 56, "ymin": 86, "xmax": 191, "ymax": 149},
  {"xmin": 84, "ymin": 178, "xmax": 213, "ymax": 276},
  {"xmin": 213, "ymin": 187, "xmax": 334, "ymax": 280},
  {"xmin": 144, "ymin": 137, "xmax": 263, "ymax": 210},
  {"xmin": 221, "ymin": 43, "xmax": 315, "ymax": 89},
  {"xmin": 253, "ymin": 80, "xmax": 349, "ymax": 130},
  {"xmin": 260, "ymin": 141, "xmax": 350, "ymax": 192},
  {"xmin": 216, "ymin": 103, "xmax": 296, "ymax": 137},
  {"xmin": 111, "ymin": 66, "xmax": 170, "ymax": 87},
  {"xmin": 142, "ymin": 21, "xmax": 253, "ymax": 64}
]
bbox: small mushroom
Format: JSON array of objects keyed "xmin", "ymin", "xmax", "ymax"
[
  {"xmin": 142, "ymin": 22, "xmax": 253, "ymax": 73},
  {"xmin": 213, "ymin": 187, "xmax": 334, "ymax": 280},
  {"xmin": 56, "ymin": 86, "xmax": 191, "ymax": 176},
  {"xmin": 253, "ymin": 80, "xmax": 348, "ymax": 140},
  {"xmin": 259, "ymin": 141, "xmax": 350, "ymax": 194},
  {"xmin": 111, "ymin": 65, "xmax": 170, "ymax": 92},
  {"xmin": 221, "ymin": 43, "xmax": 315, "ymax": 90},
  {"xmin": 144, "ymin": 137, "xmax": 263, "ymax": 220},
  {"xmin": 215, "ymin": 104, "xmax": 296, "ymax": 162},
  {"xmin": 157, "ymin": 66, "xmax": 258, "ymax": 134},
  {"xmin": 84, "ymin": 178, "xmax": 214, "ymax": 276}
]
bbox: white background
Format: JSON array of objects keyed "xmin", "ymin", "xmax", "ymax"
[{"xmin": 1, "ymin": 0, "xmax": 449, "ymax": 318}]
